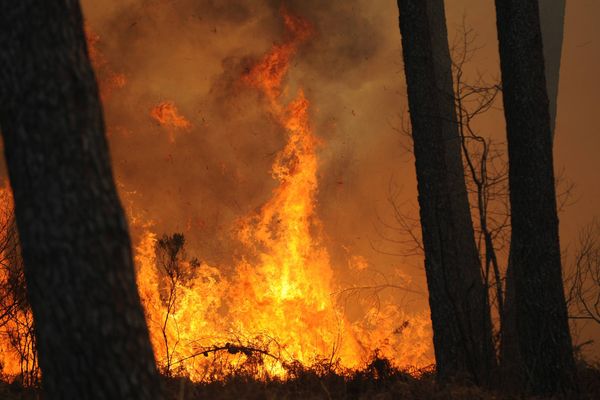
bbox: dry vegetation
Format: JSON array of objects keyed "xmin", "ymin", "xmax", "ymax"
[{"xmin": 1, "ymin": 353, "xmax": 599, "ymax": 400}]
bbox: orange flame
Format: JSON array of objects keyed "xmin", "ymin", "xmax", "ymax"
[
  {"xmin": 85, "ymin": 27, "xmax": 127, "ymax": 102},
  {"xmin": 150, "ymin": 101, "xmax": 192, "ymax": 143},
  {"xmin": 243, "ymin": 8, "xmax": 313, "ymax": 103},
  {"xmin": 134, "ymin": 8, "xmax": 432, "ymax": 380},
  {"xmin": 0, "ymin": 185, "xmax": 38, "ymax": 383}
]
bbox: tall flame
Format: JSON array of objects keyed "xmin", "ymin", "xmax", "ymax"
[
  {"xmin": 133, "ymin": 8, "xmax": 432, "ymax": 380},
  {"xmin": 135, "ymin": 8, "xmax": 363, "ymax": 378}
]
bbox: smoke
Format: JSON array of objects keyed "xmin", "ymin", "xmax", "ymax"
[{"xmin": 78, "ymin": 0, "xmax": 418, "ymax": 286}]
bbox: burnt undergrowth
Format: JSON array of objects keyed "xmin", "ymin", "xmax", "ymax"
[
  {"xmin": 161, "ymin": 357, "xmax": 600, "ymax": 400},
  {"xmin": 2, "ymin": 353, "xmax": 599, "ymax": 399}
]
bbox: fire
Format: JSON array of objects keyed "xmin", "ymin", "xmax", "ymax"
[
  {"xmin": 133, "ymin": 8, "xmax": 432, "ymax": 380},
  {"xmin": 243, "ymin": 8, "xmax": 313, "ymax": 103},
  {"xmin": 150, "ymin": 101, "xmax": 192, "ymax": 143},
  {"xmin": 0, "ymin": 185, "xmax": 38, "ymax": 384},
  {"xmin": 135, "ymin": 9, "xmax": 360, "ymax": 379},
  {"xmin": 0, "ymin": 8, "xmax": 433, "ymax": 384}
]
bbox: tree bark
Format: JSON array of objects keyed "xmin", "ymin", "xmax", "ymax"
[
  {"xmin": 500, "ymin": 0, "xmax": 566, "ymax": 390},
  {"xmin": 494, "ymin": 0, "xmax": 577, "ymax": 395},
  {"xmin": 397, "ymin": 0, "xmax": 495, "ymax": 385},
  {"xmin": 0, "ymin": 1, "xmax": 163, "ymax": 399}
]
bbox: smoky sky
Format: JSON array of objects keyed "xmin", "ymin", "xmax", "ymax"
[{"xmin": 76, "ymin": 0, "xmax": 413, "ymax": 285}]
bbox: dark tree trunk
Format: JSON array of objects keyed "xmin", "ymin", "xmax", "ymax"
[
  {"xmin": 397, "ymin": 0, "xmax": 495, "ymax": 385},
  {"xmin": 0, "ymin": 2, "xmax": 163, "ymax": 399},
  {"xmin": 498, "ymin": 254, "xmax": 520, "ymax": 390},
  {"xmin": 500, "ymin": 1, "xmax": 566, "ymax": 390},
  {"xmin": 494, "ymin": 0, "xmax": 577, "ymax": 395}
]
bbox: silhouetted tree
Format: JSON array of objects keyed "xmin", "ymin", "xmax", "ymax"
[
  {"xmin": 494, "ymin": 0, "xmax": 577, "ymax": 395},
  {"xmin": 502, "ymin": 4, "xmax": 566, "ymax": 381},
  {"xmin": 0, "ymin": 198, "xmax": 39, "ymax": 386},
  {"xmin": 0, "ymin": 1, "xmax": 163, "ymax": 399},
  {"xmin": 396, "ymin": 0, "xmax": 495, "ymax": 385},
  {"xmin": 154, "ymin": 233, "xmax": 199, "ymax": 376}
]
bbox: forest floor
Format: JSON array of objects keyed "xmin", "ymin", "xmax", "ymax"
[{"xmin": 1, "ymin": 356, "xmax": 599, "ymax": 399}]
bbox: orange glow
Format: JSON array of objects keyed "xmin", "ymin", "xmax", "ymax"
[
  {"xmin": 243, "ymin": 7, "xmax": 313, "ymax": 104},
  {"xmin": 0, "ymin": 9, "xmax": 433, "ymax": 384},
  {"xmin": 150, "ymin": 101, "xmax": 192, "ymax": 143},
  {"xmin": 85, "ymin": 27, "xmax": 104, "ymax": 68},
  {"xmin": 133, "ymin": 9, "xmax": 432, "ymax": 380},
  {"xmin": 85, "ymin": 27, "xmax": 127, "ymax": 102},
  {"xmin": 0, "ymin": 186, "xmax": 38, "ymax": 383}
]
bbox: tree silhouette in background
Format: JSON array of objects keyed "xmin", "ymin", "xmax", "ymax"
[
  {"xmin": 396, "ymin": 0, "xmax": 495, "ymax": 385},
  {"xmin": 494, "ymin": 0, "xmax": 577, "ymax": 395}
]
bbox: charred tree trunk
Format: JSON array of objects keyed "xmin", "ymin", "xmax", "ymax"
[
  {"xmin": 494, "ymin": 0, "xmax": 577, "ymax": 395},
  {"xmin": 0, "ymin": 2, "xmax": 163, "ymax": 399},
  {"xmin": 397, "ymin": 0, "xmax": 495, "ymax": 385}
]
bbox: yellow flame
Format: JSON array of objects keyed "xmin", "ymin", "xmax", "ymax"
[{"xmin": 132, "ymin": 9, "xmax": 432, "ymax": 381}]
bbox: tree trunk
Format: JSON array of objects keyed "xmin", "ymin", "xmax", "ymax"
[
  {"xmin": 500, "ymin": 0, "xmax": 566, "ymax": 390},
  {"xmin": 397, "ymin": 0, "xmax": 495, "ymax": 385},
  {"xmin": 494, "ymin": 0, "xmax": 577, "ymax": 395},
  {"xmin": 0, "ymin": 1, "xmax": 163, "ymax": 399}
]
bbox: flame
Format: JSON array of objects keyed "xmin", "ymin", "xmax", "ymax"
[
  {"xmin": 135, "ymin": 9, "xmax": 359, "ymax": 378},
  {"xmin": 243, "ymin": 8, "xmax": 313, "ymax": 103},
  {"xmin": 133, "ymin": 9, "xmax": 432, "ymax": 380},
  {"xmin": 0, "ymin": 185, "xmax": 38, "ymax": 383},
  {"xmin": 150, "ymin": 101, "xmax": 192, "ymax": 143},
  {"xmin": 0, "ymin": 9, "xmax": 433, "ymax": 384}
]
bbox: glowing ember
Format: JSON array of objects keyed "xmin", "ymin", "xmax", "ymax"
[
  {"xmin": 84, "ymin": 26, "xmax": 104, "ymax": 68},
  {"xmin": 150, "ymin": 101, "xmax": 192, "ymax": 143}
]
